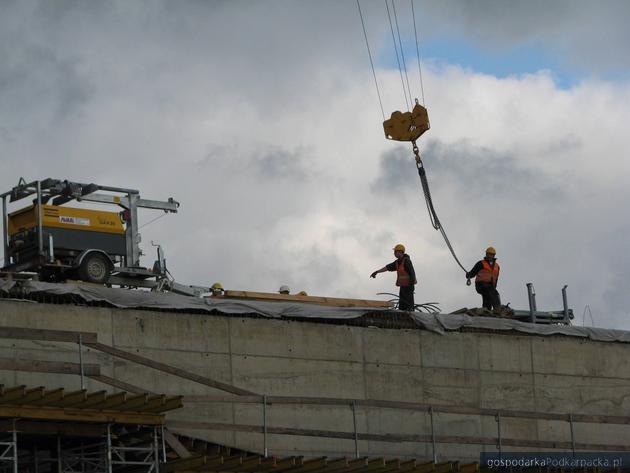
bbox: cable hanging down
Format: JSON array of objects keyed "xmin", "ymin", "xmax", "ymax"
[{"xmin": 411, "ymin": 142, "xmax": 467, "ymax": 273}]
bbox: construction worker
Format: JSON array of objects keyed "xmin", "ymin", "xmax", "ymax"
[
  {"xmin": 278, "ymin": 285, "xmax": 290, "ymax": 295},
  {"xmin": 210, "ymin": 282, "xmax": 224, "ymax": 297},
  {"xmin": 466, "ymin": 247, "xmax": 501, "ymax": 311},
  {"xmin": 370, "ymin": 244, "xmax": 417, "ymax": 311}
]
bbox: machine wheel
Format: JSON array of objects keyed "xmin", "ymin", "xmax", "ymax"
[{"xmin": 77, "ymin": 253, "xmax": 111, "ymax": 284}]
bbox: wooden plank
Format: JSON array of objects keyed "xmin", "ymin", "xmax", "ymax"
[
  {"xmin": 163, "ymin": 429, "xmax": 192, "ymax": 459},
  {"xmin": 0, "ymin": 419, "xmax": 107, "ymax": 437},
  {"xmin": 145, "ymin": 396, "xmax": 184, "ymax": 413},
  {"xmin": 166, "ymin": 420, "xmax": 630, "ymax": 452},
  {"xmin": 54, "ymin": 389, "xmax": 87, "ymax": 407},
  {"xmin": 97, "ymin": 392, "xmax": 127, "ymax": 410},
  {"xmin": 85, "ymin": 342, "xmax": 257, "ymax": 396},
  {"xmin": 280, "ymin": 457, "xmax": 328, "ymax": 473},
  {"xmin": 19, "ymin": 386, "xmax": 47, "ymax": 404},
  {"xmin": 222, "ymin": 290, "xmax": 393, "ymax": 308},
  {"xmin": 116, "ymin": 393, "xmax": 148, "ymax": 411},
  {"xmin": 0, "ymin": 385, "xmax": 26, "ymax": 402},
  {"xmin": 29, "ymin": 388, "xmax": 65, "ymax": 406},
  {"xmin": 162, "ymin": 455, "xmax": 207, "ymax": 473},
  {"xmin": 0, "ymin": 326, "xmax": 97, "ymax": 343},
  {"xmin": 0, "ymin": 404, "xmax": 164, "ymax": 425},
  {"xmin": 323, "ymin": 458, "xmax": 368, "ymax": 473},
  {"xmin": 181, "ymin": 394, "xmax": 630, "ymax": 426},
  {"xmin": 140, "ymin": 394, "xmax": 166, "ymax": 412},
  {"xmin": 74, "ymin": 390, "xmax": 108, "ymax": 409},
  {"xmin": 0, "ymin": 357, "xmax": 100, "ymax": 376},
  {"xmin": 88, "ymin": 374, "xmax": 151, "ymax": 394}
]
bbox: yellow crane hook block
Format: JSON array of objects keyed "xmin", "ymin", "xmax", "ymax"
[{"xmin": 383, "ymin": 102, "xmax": 430, "ymax": 142}]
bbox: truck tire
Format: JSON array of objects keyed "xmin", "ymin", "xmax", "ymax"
[{"xmin": 77, "ymin": 253, "xmax": 111, "ymax": 284}]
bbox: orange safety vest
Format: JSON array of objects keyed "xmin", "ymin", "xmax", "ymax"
[
  {"xmin": 475, "ymin": 260, "xmax": 500, "ymax": 286},
  {"xmin": 396, "ymin": 257, "xmax": 416, "ymax": 287}
]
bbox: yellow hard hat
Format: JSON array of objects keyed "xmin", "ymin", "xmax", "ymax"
[
  {"xmin": 393, "ymin": 244, "xmax": 406, "ymax": 252},
  {"xmin": 298, "ymin": 290, "xmax": 308, "ymax": 296},
  {"xmin": 485, "ymin": 246, "xmax": 496, "ymax": 255},
  {"xmin": 211, "ymin": 282, "xmax": 223, "ymax": 290}
]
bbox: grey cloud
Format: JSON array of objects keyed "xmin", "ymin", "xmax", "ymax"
[
  {"xmin": 422, "ymin": 140, "xmax": 566, "ymax": 202},
  {"xmin": 371, "ymin": 139, "xmax": 566, "ymax": 203},
  {"xmin": 370, "ymin": 145, "xmax": 421, "ymax": 199},
  {"xmin": 416, "ymin": 0, "xmax": 630, "ymax": 72},
  {"xmin": 252, "ymin": 146, "xmax": 311, "ymax": 180}
]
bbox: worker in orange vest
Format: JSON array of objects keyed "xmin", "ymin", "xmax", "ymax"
[
  {"xmin": 370, "ymin": 244, "xmax": 417, "ymax": 311},
  {"xmin": 466, "ymin": 246, "xmax": 501, "ymax": 311}
]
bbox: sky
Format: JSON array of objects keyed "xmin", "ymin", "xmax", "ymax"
[{"xmin": 0, "ymin": 0, "xmax": 629, "ymax": 329}]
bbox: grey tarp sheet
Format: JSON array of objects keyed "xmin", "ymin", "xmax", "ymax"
[
  {"xmin": 14, "ymin": 280, "xmax": 383, "ymax": 319},
  {"xmin": 0, "ymin": 279, "xmax": 16, "ymax": 294},
  {"xmin": 3, "ymin": 280, "xmax": 630, "ymax": 343},
  {"xmin": 410, "ymin": 312, "xmax": 630, "ymax": 343}
]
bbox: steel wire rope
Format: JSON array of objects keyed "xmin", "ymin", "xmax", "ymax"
[
  {"xmin": 391, "ymin": 0, "xmax": 413, "ymax": 109},
  {"xmin": 385, "ymin": 0, "xmax": 411, "ymax": 110},
  {"xmin": 410, "ymin": 0, "xmax": 426, "ymax": 106},
  {"xmin": 139, "ymin": 212, "xmax": 168, "ymax": 229},
  {"xmin": 356, "ymin": 0, "xmax": 386, "ymax": 121}
]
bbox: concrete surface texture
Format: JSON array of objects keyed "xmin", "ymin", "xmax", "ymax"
[{"xmin": 0, "ymin": 299, "xmax": 629, "ymax": 461}]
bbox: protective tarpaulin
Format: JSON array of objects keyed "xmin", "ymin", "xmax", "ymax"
[
  {"xmin": 3, "ymin": 279, "xmax": 630, "ymax": 344},
  {"xmin": 0, "ymin": 279, "xmax": 16, "ymax": 294},
  {"xmin": 16, "ymin": 280, "xmax": 384, "ymax": 319},
  {"xmin": 410, "ymin": 312, "xmax": 630, "ymax": 343}
]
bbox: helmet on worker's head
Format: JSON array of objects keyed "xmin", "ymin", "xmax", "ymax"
[
  {"xmin": 298, "ymin": 290, "xmax": 308, "ymax": 296},
  {"xmin": 278, "ymin": 285, "xmax": 290, "ymax": 294},
  {"xmin": 393, "ymin": 244, "xmax": 406, "ymax": 253},
  {"xmin": 485, "ymin": 246, "xmax": 496, "ymax": 255},
  {"xmin": 211, "ymin": 282, "xmax": 223, "ymax": 290}
]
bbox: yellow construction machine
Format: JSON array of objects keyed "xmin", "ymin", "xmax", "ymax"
[{"xmin": 1, "ymin": 178, "xmax": 207, "ymax": 295}]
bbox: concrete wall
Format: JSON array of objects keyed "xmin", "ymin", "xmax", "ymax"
[{"xmin": 1, "ymin": 299, "xmax": 630, "ymax": 461}]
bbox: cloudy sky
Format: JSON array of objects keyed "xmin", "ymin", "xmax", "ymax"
[{"xmin": 1, "ymin": 0, "xmax": 629, "ymax": 328}]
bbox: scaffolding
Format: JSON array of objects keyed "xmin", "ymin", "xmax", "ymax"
[{"xmin": 0, "ymin": 385, "xmax": 179, "ymax": 473}]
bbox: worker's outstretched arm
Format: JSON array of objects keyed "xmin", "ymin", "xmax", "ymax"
[{"xmin": 370, "ymin": 267, "xmax": 388, "ymax": 278}]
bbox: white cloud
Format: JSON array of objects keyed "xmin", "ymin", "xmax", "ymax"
[{"xmin": 0, "ymin": 1, "xmax": 628, "ymax": 329}]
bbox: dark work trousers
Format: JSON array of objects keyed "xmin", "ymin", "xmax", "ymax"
[
  {"xmin": 475, "ymin": 282, "xmax": 501, "ymax": 310},
  {"xmin": 398, "ymin": 285, "xmax": 415, "ymax": 311}
]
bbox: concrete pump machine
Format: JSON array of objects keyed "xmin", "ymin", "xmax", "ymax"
[{"xmin": 1, "ymin": 178, "xmax": 207, "ymax": 295}]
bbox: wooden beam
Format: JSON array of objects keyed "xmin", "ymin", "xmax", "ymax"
[
  {"xmin": 115, "ymin": 393, "xmax": 148, "ymax": 411},
  {"xmin": 166, "ymin": 420, "xmax": 630, "ymax": 452},
  {"xmin": 85, "ymin": 342, "xmax": 257, "ymax": 396},
  {"xmin": 139, "ymin": 394, "xmax": 166, "ymax": 412},
  {"xmin": 0, "ymin": 326, "xmax": 97, "ymax": 343},
  {"xmin": 181, "ymin": 394, "xmax": 630, "ymax": 426},
  {"xmin": 72, "ymin": 390, "xmax": 107, "ymax": 409},
  {"xmin": 54, "ymin": 389, "xmax": 87, "ymax": 407},
  {"xmin": 163, "ymin": 429, "xmax": 192, "ymax": 459},
  {"xmin": 0, "ymin": 404, "xmax": 164, "ymax": 425},
  {"xmin": 88, "ymin": 374, "xmax": 150, "ymax": 394},
  {"xmin": 223, "ymin": 290, "xmax": 392, "ymax": 309},
  {"xmin": 0, "ymin": 385, "xmax": 27, "ymax": 402},
  {"xmin": 0, "ymin": 419, "xmax": 107, "ymax": 437},
  {"xmin": 162, "ymin": 455, "xmax": 208, "ymax": 473},
  {"xmin": 20, "ymin": 386, "xmax": 46, "ymax": 404},
  {"xmin": 30, "ymin": 388, "xmax": 65, "ymax": 406},
  {"xmin": 97, "ymin": 392, "xmax": 127, "ymax": 410},
  {"xmin": 0, "ymin": 357, "xmax": 100, "ymax": 376},
  {"xmin": 145, "ymin": 396, "xmax": 184, "ymax": 413}
]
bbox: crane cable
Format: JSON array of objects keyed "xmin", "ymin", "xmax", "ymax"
[
  {"xmin": 412, "ymin": 141, "xmax": 467, "ymax": 273},
  {"xmin": 411, "ymin": 0, "xmax": 425, "ymax": 106},
  {"xmin": 356, "ymin": 0, "xmax": 385, "ymax": 121},
  {"xmin": 357, "ymin": 0, "xmax": 468, "ymax": 275}
]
